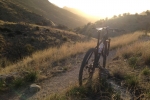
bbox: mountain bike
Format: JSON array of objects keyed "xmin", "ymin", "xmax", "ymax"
[{"xmin": 79, "ymin": 27, "xmax": 117, "ymax": 86}]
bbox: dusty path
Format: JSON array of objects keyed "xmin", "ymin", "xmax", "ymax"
[{"xmin": 0, "ymin": 49, "xmax": 116, "ymax": 100}]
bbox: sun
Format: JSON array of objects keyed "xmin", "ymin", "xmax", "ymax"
[
  {"xmin": 49, "ymin": 0, "xmax": 150, "ymax": 18},
  {"xmin": 76, "ymin": 0, "xmax": 123, "ymax": 18}
]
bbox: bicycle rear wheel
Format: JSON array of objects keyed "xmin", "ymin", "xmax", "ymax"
[{"xmin": 79, "ymin": 48, "xmax": 95, "ymax": 86}]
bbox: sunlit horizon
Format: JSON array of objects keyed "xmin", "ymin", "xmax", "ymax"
[{"xmin": 49, "ymin": 0, "xmax": 150, "ymax": 18}]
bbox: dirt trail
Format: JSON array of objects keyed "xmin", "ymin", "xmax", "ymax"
[{"xmin": 0, "ymin": 49, "xmax": 117, "ymax": 100}]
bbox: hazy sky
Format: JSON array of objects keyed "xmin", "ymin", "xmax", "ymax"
[{"xmin": 48, "ymin": 0, "xmax": 150, "ymax": 18}]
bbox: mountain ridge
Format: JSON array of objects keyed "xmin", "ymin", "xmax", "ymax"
[{"xmin": 0, "ymin": 0, "xmax": 89, "ymax": 28}]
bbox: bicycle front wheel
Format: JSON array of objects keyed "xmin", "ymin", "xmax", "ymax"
[
  {"xmin": 102, "ymin": 41, "xmax": 108, "ymax": 68},
  {"xmin": 79, "ymin": 48, "xmax": 95, "ymax": 86}
]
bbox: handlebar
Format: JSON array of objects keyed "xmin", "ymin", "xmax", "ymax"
[{"xmin": 96, "ymin": 26, "xmax": 119, "ymax": 32}]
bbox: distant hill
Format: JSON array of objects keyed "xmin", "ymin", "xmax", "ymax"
[
  {"xmin": 75, "ymin": 11, "xmax": 150, "ymax": 37},
  {"xmin": 0, "ymin": 20, "xmax": 87, "ymax": 63},
  {"xmin": 0, "ymin": 0, "xmax": 89, "ymax": 28},
  {"xmin": 63, "ymin": 6, "xmax": 100, "ymax": 22}
]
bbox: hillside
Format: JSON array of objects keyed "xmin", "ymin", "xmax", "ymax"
[
  {"xmin": 75, "ymin": 11, "xmax": 150, "ymax": 38},
  {"xmin": 63, "ymin": 6, "xmax": 100, "ymax": 22},
  {"xmin": 0, "ymin": 0, "xmax": 89, "ymax": 28},
  {"xmin": 0, "ymin": 20, "xmax": 88, "ymax": 66}
]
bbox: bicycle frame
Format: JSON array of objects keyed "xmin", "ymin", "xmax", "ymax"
[{"xmin": 93, "ymin": 28, "xmax": 110, "ymax": 69}]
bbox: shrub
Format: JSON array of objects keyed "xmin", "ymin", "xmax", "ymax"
[
  {"xmin": 12, "ymin": 78, "xmax": 24, "ymax": 88},
  {"xmin": 35, "ymin": 26, "xmax": 40, "ymax": 31},
  {"xmin": 48, "ymin": 94, "xmax": 67, "ymax": 100},
  {"xmin": 24, "ymin": 71, "xmax": 38, "ymax": 82},
  {"xmin": 142, "ymin": 67, "xmax": 150, "ymax": 76},
  {"xmin": 62, "ymin": 36, "xmax": 68, "ymax": 41},
  {"xmin": 0, "ymin": 80, "xmax": 5, "ymax": 90},
  {"xmin": 125, "ymin": 75, "xmax": 139, "ymax": 88},
  {"xmin": 66, "ymin": 86, "xmax": 87, "ymax": 98},
  {"xmin": 146, "ymin": 91, "xmax": 150, "ymax": 99},
  {"xmin": 128, "ymin": 57, "xmax": 138, "ymax": 68},
  {"xmin": 56, "ymin": 24, "xmax": 68, "ymax": 30},
  {"xmin": 24, "ymin": 44, "xmax": 35, "ymax": 55}
]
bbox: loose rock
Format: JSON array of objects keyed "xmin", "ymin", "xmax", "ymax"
[{"xmin": 30, "ymin": 84, "xmax": 41, "ymax": 93}]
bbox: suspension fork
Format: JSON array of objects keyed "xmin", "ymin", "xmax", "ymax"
[
  {"xmin": 93, "ymin": 31, "xmax": 101, "ymax": 69},
  {"xmin": 106, "ymin": 39, "xmax": 111, "ymax": 56}
]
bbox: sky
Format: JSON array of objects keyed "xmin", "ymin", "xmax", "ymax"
[{"xmin": 48, "ymin": 0, "xmax": 150, "ymax": 18}]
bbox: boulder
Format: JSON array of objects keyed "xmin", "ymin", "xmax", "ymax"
[{"xmin": 30, "ymin": 84, "xmax": 41, "ymax": 93}]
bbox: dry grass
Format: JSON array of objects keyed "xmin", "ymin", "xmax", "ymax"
[
  {"xmin": 0, "ymin": 31, "xmax": 144, "ymax": 74},
  {"xmin": 109, "ymin": 39, "xmax": 150, "ymax": 99},
  {"xmin": 116, "ymin": 41, "xmax": 150, "ymax": 65},
  {"xmin": 110, "ymin": 31, "xmax": 144, "ymax": 49},
  {"xmin": 0, "ymin": 40, "xmax": 96, "ymax": 74}
]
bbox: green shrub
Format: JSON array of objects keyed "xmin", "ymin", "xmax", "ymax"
[
  {"xmin": 24, "ymin": 44, "xmax": 35, "ymax": 55},
  {"xmin": 12, "ymin": 78, "xmax": 24, "ymax": 88},
  {"xmin": 62, "ymin": 36, "xmax": 68, "ymax": 41},
  {"xmin": 113, "ymin": 92, "xmax": 121, "ymax": 100},
  {"xmin": 24, "ymin": 71, "xmax": 38, "ymax": 82},
  {"xmin": 128, "ymin": 57, "xmax": 138, "ymax": 68},
  {"xmin": 47, "ymin": 94, "xmax": 67, "ymax": 100},
  {"xmin": 146, "ymin": 91, "xmax": 150, "ymax": 99},
  {"xmin": 66, "ymin": 86, "xmax": 87, "ymax": 98},
  {"xmin": 35, "ymin": 26, "xmax": 40, "ymax": 31},
  {"xmin": 125, "ymin": 75, "xmax": 139, "ymax": 88},
  {"xmin": 142, "ymin": 67, "xmax": 150, "ymax": 76},
  {"xmin": 0, "ymin": 80, "xmax": 5, "ymax": 90}
]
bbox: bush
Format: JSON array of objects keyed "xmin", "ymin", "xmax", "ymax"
[
  {"xmin": 62, "ymin": 36, "xmax": 68, "ymax": 41},
  {"xmin": 125, "ymin": 75, "xmax": 139, "ymax": 88},
  {"xmin": 12, "ymin": 78, "xmax": 24, "ymax": 88},
  {"xmin": 146, "ymin": 91, "xmax": 150, "ymax": 99},
  {"xmin": 128, "ymin": 57, "xmax": 138, "ymax": 68},
  {"xmin": 24, "ymin": 44, "xmax": 35, "ymax": 55},
  {"xmin": 66, "ymin": 86, "xmax": 87, "ymax": 98},
  {"xmin": 142, "ymin": 67, "xmax": 150, "ymax": 76},
  {"xmin": 56, "ymin": 24, "xmax": 68, "ymax": 30},
  {"xmin": 35, "ymin": 26, "xmax": 40, "ymax": 31},
  {"xmin": 0, "ymin": 80, "xmax": 5, "ymax": 91},
  {"xmin": 24, "ymin": 71, "xmax": 38, "ymax": 82},
  {"xmin": 48, "ymin": 94, "xmax": 67, "ymax": 100}
]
